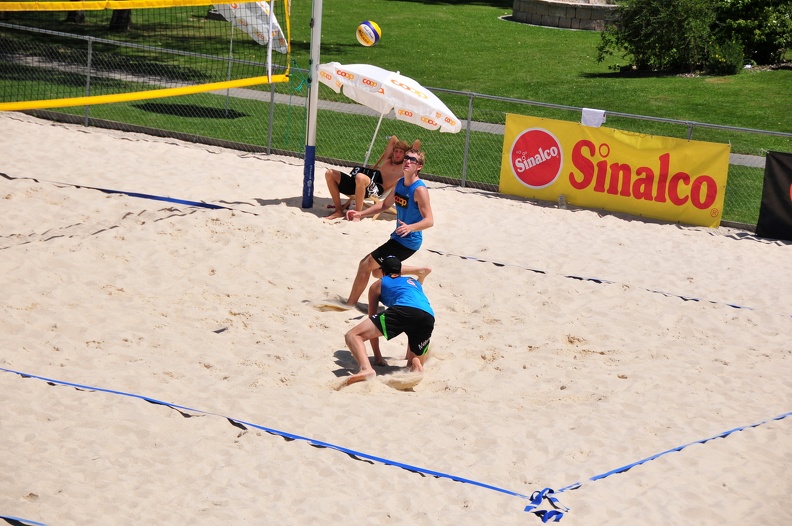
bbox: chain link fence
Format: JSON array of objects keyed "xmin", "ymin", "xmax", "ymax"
[{"xmin": 3, "ymin": 20, "xmax": 791, "ymax": 228}]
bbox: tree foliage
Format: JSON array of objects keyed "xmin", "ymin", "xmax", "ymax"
[
  {"xmin": 597, "ymin": 0, "xmax": 792, "ymax": 74},
  {"xmin": 714, "ymin": 0, "xmax": 792, "ymax": 64}
]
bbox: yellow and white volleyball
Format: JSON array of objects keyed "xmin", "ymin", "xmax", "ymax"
[{"xmin": 356, "ymin": 20, "xmax": 382, "ymax": 47}]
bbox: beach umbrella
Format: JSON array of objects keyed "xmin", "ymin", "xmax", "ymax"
[{"xmin": 317, "ymin": 62, "xmax": 462, "ymax": 165}]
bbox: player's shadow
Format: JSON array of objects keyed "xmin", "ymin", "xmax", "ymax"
[{"xmin": 332, "ymin": 350, "xmax": 403, "ymax": 378}]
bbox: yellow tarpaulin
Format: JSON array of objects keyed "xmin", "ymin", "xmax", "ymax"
[{"xmin": 500, "ymin": 114, "xmax": 731, "ymax": 227}]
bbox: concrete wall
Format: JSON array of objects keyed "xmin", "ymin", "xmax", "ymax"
[{"xmin": 512, "ymin": 0, "xmax": 618, "ymax": 31}]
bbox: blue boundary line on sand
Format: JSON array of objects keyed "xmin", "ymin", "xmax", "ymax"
[
  {"xmin": 1, "ymin": 172, "xmax": 228, "ymax": 211},
  {"xmin": 426, "ymin": 249, "xmax": 792, "ymax": 319},
  {"xmin": 554, "ymin": 410, "xmax": 792, "ymax": 496},
  {"xmin": 3, "ymin": 367, "xmax": 790, "ymax": 523},
  {"xmin": 0, "ymin": 368, "xmax": 546, "ymax": 519},
  {"xmin": 0, "ymin": 515, "xmax": 47, "ymax": 526}
]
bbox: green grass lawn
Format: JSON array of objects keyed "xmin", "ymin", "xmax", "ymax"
[{"xmin": 288, "ymin": 0, "xmax": 791, "ymax": 136}]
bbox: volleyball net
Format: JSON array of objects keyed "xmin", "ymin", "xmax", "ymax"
[{"xmin": 0, "ymin": 0, "xmax": 291, "ymax": 111}]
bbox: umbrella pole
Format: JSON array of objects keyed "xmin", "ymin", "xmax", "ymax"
[{"xmin": 363, "ymin": 113, "xmax": 385, "ymax": 167}]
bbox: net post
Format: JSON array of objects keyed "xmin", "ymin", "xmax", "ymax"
[{"xmin": 302, "ymin": 0, "xmax": 323, "ymax": 209}]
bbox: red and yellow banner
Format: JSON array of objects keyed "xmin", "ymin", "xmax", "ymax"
[{"xmin": 499, "ymin": 114, "xmax": 731, "ymax": 227}]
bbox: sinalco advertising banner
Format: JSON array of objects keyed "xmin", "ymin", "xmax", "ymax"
[{"xmin": 499, "ymin": 114, "xmax": 731, "ymax": 227}]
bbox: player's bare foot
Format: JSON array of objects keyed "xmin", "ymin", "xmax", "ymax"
[
  {"xmin": 325, "ymin": 211, "xmax": 344, "ymax": 220},
  {"xmin": 345, "ymin": 370, "xmax": 376, "ymax": 386},
  {"xmin": 374, "ymin": 357, "xmax": 388, "ymax": 367},
  {"xmin": 410, "ymin": 357, "xmax": 424, "ymax": 373}
]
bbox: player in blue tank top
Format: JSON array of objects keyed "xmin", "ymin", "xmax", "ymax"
[
  {"xmin": 341, "ymin": 256, "xmax": 435, "ymax": 387},
  {"xmin": 378, "ymin": 272, "xmax": 434, "ymax": 317},
  {"xmin": 339, "ymin": 149, "xmax": 434, "ymax": 310},
  {"xmin": 390, "ymin": 176, "xmax": 428, "ymax": 251}
]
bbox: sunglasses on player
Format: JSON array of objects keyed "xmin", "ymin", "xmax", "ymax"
[{"xmin": 404, "ymin": 155, "xmax": 422, "ymax": 165}]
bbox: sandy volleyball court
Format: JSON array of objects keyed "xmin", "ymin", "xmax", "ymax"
[{"xmin": 1, "ymin": 112, "xmax": 790, "ymax": 525}]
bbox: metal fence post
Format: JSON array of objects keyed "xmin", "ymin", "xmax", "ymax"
[
  {"xmin": 460, "ymin": 92, "xmax": 474, "ymax": 187},
  {"xmin": 224, "ymin": 27, "xmax": 234, "ymax": 117},
  {"xmin": 83, "ymin": 37, "xmax": 93, "ymax": 126},
  {"xmin": 267, "ymin": 83, "xmax": 275, "ymax": 154}
]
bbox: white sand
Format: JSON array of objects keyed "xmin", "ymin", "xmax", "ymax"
[{"xmin": 1, "ymin": 112, "xmax": 790, "ymax": 525}]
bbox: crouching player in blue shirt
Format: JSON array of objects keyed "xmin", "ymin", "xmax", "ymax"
[{"xmin": 343, "ymin": 256, "xmax": 434, "ymax": 386}]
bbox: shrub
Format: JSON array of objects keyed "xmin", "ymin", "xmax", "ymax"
[
  {"xmin": 598, "ymin": 0, "xmax": 790, "ymax": 74},
  {"xmin": 706, "ymin": 38, "xmax": 745, "ymax": 74},
  {"xmin": 713, "ymin": 0, "xmax": 792, "ymax": 65},
  {"xmin": 597, "ymin": 0, "xmax": 717, "ymax": 73}
]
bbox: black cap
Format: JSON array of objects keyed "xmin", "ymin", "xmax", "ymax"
[{"xmin": 380, "ymin": 256, "xmax": 401, "ymax": 276}]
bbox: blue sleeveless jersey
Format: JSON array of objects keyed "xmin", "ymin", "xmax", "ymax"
[
  {"xmin": 380, "ymin": 276, "xmax": 434, "ymax": 317},
  {"xmin": 390, "ymin": 178, "xmax": 427, "ymax": 250}
]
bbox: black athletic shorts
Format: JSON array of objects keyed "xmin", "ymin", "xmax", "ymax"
[
  {"xmin": 371, "ymin": 239, "xmax": 416, "ymax": 265},
  {"xmin": 371, "ymin": 306, "xmax": 434, "ymax": 356},
  {"xmin": 338, "ymin": 166, "xmax": 384, "ymax": 198}
]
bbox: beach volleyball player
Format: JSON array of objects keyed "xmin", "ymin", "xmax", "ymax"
[
  {"xmin": 341, "ymin": 149, "xmax": 433, "ymax": 309},
  {"xmin": 342, "ymin": 256, "xmax": 434, "ymax": 386}
]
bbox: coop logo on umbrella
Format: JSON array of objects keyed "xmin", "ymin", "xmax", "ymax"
[
  {"xmin": 390, "ymin": 79, "xmax": 429, "ymax": 99},
  {"xmin": 420, "ymin": 116, "xmax": 438, "ymax": 127},
  {"xmin": 509, "ymin": 128, "xmax": 563, "ymax": 189}
]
